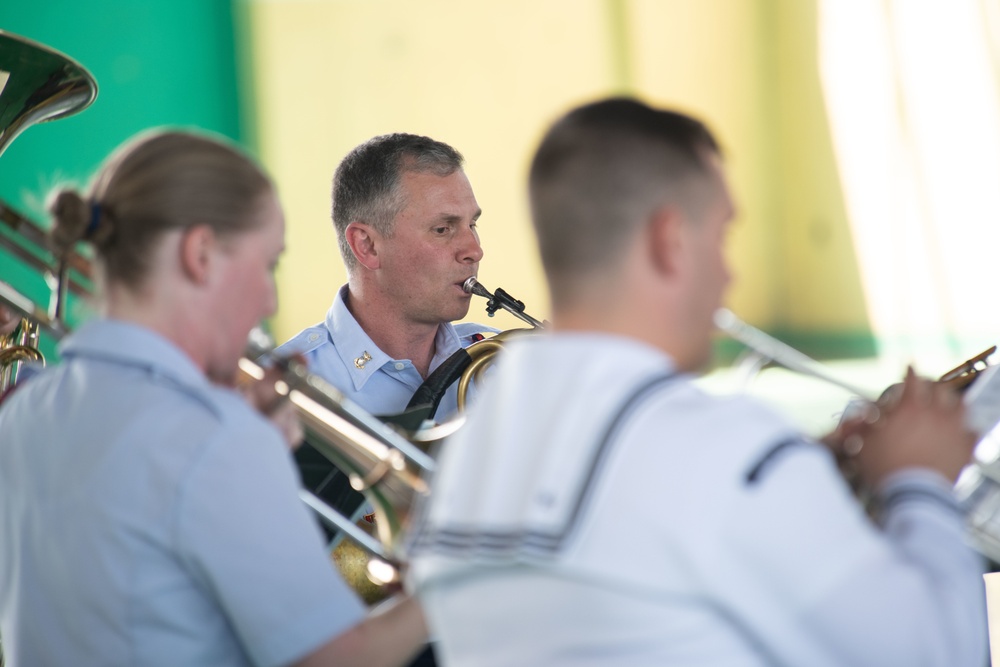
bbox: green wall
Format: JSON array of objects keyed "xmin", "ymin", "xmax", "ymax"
[
  {"xmin": 0, "ymin": 0, "xmax": 248, "ymax": 358},
  {"xmin": 3, "ymin": 1, "xmax": 880, "ymax": 365}
]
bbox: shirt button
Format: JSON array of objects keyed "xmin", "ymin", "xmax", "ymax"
[
  {"xmin": 394, "ymin": 362, "xmax": 405, "ymax": 370},
  {"xmin": 308, "ymin": 333, "xmax": 320, "ymax": 342}
]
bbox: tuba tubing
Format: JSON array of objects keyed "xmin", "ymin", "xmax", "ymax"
[
  {"xmin": 0, "ymin": 215, "xmax": 78, "ymax": 390},
  {"xmin": 0, "ymin": 27, "xmax": 99, "ymax": 389}
]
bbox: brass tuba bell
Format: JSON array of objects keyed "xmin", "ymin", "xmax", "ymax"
[
  {"xmin": 0, "ymin": 30, "xmax": 98, "ymax": 157},
  {"xmin": 0, "ymin": 31, "xmax": 98, "ymax": 390}
]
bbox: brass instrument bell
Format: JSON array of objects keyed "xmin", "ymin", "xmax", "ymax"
[
  {"xmin": 0, "ymin": 32, "xmax": 98, "ymax": 389},
  {"xmin": 0, "ymin": 30, "xmax": 98, "ymax": 157}
]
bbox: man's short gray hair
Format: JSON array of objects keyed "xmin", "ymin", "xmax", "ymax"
[{"xmin": 332, "ymin": 133, "xmax": 464, "ymax": 271}]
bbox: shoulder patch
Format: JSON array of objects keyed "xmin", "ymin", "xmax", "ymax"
[{"xmin": 275, "ymin": 324, "xmax": 328, "ymax": 356}]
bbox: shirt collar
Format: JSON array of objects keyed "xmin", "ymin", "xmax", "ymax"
[
  {"xmin": 430, "ymin": 318, "xmax": 464, "ymax": 368},
  {"xmin": 325, "ymin": 284, "xmax": 466, "ymax": 391},
  {"xmin": 59, "ymin": 319, "xmax": 211, "ymax": 392}
]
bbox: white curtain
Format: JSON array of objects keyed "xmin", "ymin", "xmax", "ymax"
[{"xmin": 820, "ymin": 0, "xmax": 1000, "ymax": 368}]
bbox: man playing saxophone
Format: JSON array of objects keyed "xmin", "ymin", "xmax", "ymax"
[
  {"xmin": 275, "ymin": 132, "xmax": 495, "ymax": 666},
  {"xmin": 276, "ymin": 133, "xmax": 495, "ymax": 422},
  {"xmin": 408, "ymin": 98, "xmax": 987, "ymax": 666}
]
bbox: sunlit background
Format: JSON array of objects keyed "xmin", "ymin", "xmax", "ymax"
[{"xmin": 4, "ymin": 0, "xmax": 1000, "ymax": 436}]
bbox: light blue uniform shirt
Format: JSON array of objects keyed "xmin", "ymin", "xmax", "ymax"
[
  {"xmin": 0, "ymin": 320, "xmax": 365, "ymax": 667},
  {"xmin": 276, "ymin": 284, "xmax": 497, "ymax": 421}
]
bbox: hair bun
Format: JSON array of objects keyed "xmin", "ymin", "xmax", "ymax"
[{"xmin": 48, "ymin": 189, "xmax": 91, "ymax": 258}]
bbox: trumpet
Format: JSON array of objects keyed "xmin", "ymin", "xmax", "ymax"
[
  {"xmin": 713, "ymin": 308, "xmax": 878, "ymax": 403},
  {"xmin": 714, "ymin": 308, "xmax": 995, "ymax": 410},
  {"xmin": 715, "ymin": 309, "xmax": 1000, "ymax": 563}
]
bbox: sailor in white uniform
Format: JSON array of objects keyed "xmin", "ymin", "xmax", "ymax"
[{"xmin": 407, "ymin": 98, "xmax": 987, "ymax": 667}]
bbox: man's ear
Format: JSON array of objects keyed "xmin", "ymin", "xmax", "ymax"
[
  {"xmin": 647, "ymin": 205, "xmax": 686, "ymax": 278},
  {"xmin": 345, "ymin": 222, "xmax": 380, "ymax": 270},
  {"xmin": 179, "ymin": 224, "xmax": 217, "ymax": 284}
]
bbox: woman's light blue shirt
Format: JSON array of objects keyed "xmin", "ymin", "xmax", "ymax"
[{"xmin": 0, "ymin": 319, "xmax": 364, "ymax": 666}]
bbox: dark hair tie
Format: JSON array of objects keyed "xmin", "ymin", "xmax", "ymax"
[{"xmin": 85, "ymin": 202, "xmax": 102, "ymax": 238}]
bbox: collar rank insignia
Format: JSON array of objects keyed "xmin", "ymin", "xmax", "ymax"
[{"xmin": 354, "ymin": 351, "xmax": 372, "ymax": 370}]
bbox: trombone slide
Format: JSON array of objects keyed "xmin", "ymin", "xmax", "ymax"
[{"xmin": 237, "ymin": 349, "xmax": 434, "ymax": 560}]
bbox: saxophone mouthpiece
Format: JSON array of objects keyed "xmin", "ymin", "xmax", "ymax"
[{"xmin": 462, "ymin": 277, "xmax": 491, "ymax": 299}]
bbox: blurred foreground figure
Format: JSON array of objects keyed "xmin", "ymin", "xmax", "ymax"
[
  {"xmin": 408, "ymin": 98, "xmax": 987, "ymax": 666},
  {"xmin": 0, "ymin": 130, "xmax": 425, "ymax": 667}
]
